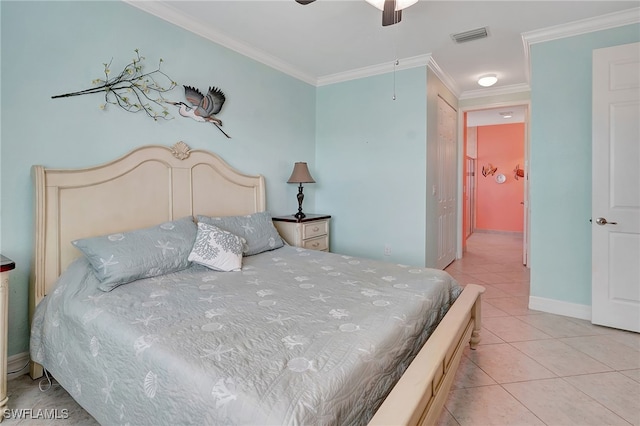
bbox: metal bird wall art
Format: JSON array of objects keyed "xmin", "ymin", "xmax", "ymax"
[
  {"xmin": 482, "ymin": 163, "xmax": 498, "ymax": 177},
  {"xmin": 168, "ymin": 85, "xmax": 231, "ymax": 138},
  {"xmin": 513, "ymin": 164, "xmax": 525, "ymax": 180}
]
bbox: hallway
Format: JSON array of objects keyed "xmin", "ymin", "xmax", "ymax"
[{"xmin": 440, "ymin": 232, "xmax": 640, "ymax": 425}]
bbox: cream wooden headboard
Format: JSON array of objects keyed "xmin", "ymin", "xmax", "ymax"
[{"xmin": 29, "ymin": 142, "xmax": 265, "ymax": 317}]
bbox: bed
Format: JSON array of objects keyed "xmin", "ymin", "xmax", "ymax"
[{"xmin": 28, "ymin": 142, "xmax": 484, "ymax": 425}]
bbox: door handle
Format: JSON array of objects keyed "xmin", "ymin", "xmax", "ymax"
[{"xmin": 595, "ymin": 217, "xmax": 617, "ymax": 225}]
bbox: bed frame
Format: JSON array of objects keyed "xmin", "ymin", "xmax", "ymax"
[{"xmin": 29, "ymin": 141, "xmax": 484, "ymax": 425}]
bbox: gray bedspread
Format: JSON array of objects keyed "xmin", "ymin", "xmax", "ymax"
[{"xmin": 30, "ymin": 245, "xmax": 462, "ymax": 425}]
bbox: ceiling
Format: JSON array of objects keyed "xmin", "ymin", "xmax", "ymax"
[
  {"xmin": 467, "ymin": 105, "xmax": 526, "ymax": 126},
  {"xmin": 126, "ymin": 1, "xmax": 639, "ymax": 97}
]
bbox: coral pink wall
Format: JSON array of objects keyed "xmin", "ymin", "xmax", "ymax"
[{"xmin": 476, "ymin": 123, "xmax": 525, "ymax": 232}]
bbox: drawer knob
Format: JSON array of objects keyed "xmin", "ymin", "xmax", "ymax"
[
  {"xmin": 312, "ymin": 242, "xmax": 319, "ymax": 247},
  {"xmin": 312, "ymin": 226, "xmax": 319, "ymax": 232}
]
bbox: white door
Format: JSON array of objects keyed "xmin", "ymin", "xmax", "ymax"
[
  {"xmin": 437, "ymin": 96, "xmax": 457, "ymax": 269},
  {"xmin": 592, "ymin": 42, "xmax": 640, "ymax": 333}
]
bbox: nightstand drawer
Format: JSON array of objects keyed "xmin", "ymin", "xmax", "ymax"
[
  {"xmin": 302, "ymin": 235, "xmax": 328, "ymax": 251},
  {"xmin": 272, "ymin": 214, "xmax": 331, "ymax": 252},
  {"xmin": 301, "ymin": 221, "xmax": 328, "ymax": 239},
  {"xmin": 0, "ymin": 255, "xmax": 14, "ymax": 414}
]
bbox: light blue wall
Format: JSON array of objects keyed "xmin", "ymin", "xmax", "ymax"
[
  {"xmin": 315, "ymin": 67, "xmax": 428, "ymax": 266},
  {"xmin": 4, "ymin": 1, "xmax": 633, "ymax": 360},
  {"xmin": 529, "ymin": 24, "xmax": 640, "ymax": 306},
  {"xmin": 0, "ymin": 1, "xmax": 316, "ymax": 356}
]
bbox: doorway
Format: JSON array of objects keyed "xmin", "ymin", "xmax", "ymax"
[{"xmin": 458, "ymin": 102, "xmax": 530, "ymax": 266}]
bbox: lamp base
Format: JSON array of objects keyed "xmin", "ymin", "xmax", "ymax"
[{"xmin": 294, "ymin": 183, "xmax": 306, "ymax": 221}]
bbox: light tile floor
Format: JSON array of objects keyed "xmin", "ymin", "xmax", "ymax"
[
  {"xmin": 4, "ymin": 232, "xmax": 639, "ymax": 425},
  {"xmin": 3, "ymin": 374, "xmax": 98, "ymax": 425},
  {"xmin": 440, "ymin": 232, "xmax": 640, "ymax": 426}
]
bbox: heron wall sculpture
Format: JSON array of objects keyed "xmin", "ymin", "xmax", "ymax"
[{"xmin": 167, "ymin": 85, "xmax": 231, "ymax": 138}]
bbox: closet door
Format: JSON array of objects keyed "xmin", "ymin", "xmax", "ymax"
[{"xmin": 437, "ymin": 96, "xmax": 457, "ymax": 269}]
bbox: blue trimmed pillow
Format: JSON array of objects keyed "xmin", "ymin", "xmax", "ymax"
[
  {"xmin": 72, "ymin": 216, "xmax": 197, "ymax": 291},
  {"xmin": 188, "ymin": 222, "xmax": 244, "ymax": 272},
  {"xmin": 196, "ymin": 211, "xmax": 284, "ymax": 256}
]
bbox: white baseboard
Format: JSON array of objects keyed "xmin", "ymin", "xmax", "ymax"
[
  {"xmin": 529, "ymin": 296, "xmax": 591, "ymax": 321},
  {"xmin": 7, "ymin": 352, "xmax": 30, "ymax": 380}
]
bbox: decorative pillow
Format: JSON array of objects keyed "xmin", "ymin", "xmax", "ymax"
[
  {"xmin": 188, "ymin": 222, "xmax": 244, "ymax": 272},
  {"xmin": 196, "ymin": 211, "xmax": 284, "ymax": 256},
  {"xmin": 72, "ymin": 216, "xmax": 197, "ymax": 292}
]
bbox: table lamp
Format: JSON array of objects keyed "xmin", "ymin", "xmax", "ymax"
[{"xmin": 287, "ymin": 162, "xmax": 315, "ymax": 220}]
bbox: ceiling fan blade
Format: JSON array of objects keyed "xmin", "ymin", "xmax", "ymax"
[
  {"xmin": 295, "ymin": 0, "xmax": 316, "ymax": 4},
  {"xmin": 382, "ymin": 0, "xmax": 401, "ymax": 26}
]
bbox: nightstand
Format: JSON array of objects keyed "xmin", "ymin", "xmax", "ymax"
[
  {"xmin": 273, "ymin": 214, "xmax": 331, "ymax": 252},
  {"xmin": 0, "ymin": 255, "xmax": 15, "ymax": 419}
]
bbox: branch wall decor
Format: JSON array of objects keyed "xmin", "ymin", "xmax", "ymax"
[{"xmin": 52, "ymin": 49, "xmax": 176, "ymax": 121}]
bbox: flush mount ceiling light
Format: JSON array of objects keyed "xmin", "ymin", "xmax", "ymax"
[{"xmin": 477, "ymin": 74, "xmax": 498, "ymax": 87}]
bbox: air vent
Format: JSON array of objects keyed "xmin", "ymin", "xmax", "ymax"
[{"xmin": 451, "ymin": 27, "xmax": 489, "ymax": 44}]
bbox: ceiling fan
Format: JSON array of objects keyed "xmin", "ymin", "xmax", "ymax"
[{"xmin": 295, "ymin": 0, "xmax": 418, "ymax": 26}]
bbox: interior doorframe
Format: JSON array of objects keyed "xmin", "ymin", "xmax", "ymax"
[
  {"xmin": 455, "ymin": 99, "xmax": 531, "ymax": 266},
  {"xmin": 464, "ymin": 156, "xmax": 477, "ymax": 239}
]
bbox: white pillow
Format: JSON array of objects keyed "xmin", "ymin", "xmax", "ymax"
[
  {"xmin": 188, "ymin": 222, "xmax": 244, "ymax": 272},
  {"xmin": 196, "ymin": 211, "xmax": 284, "ymax": 256}
]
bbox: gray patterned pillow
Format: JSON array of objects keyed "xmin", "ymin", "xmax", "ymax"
[
  {"xmin": 72, "ymin": 216, "xmax": 197, "ymax": 291},
  {"xmin": 196, "ymin": 211, "xmax": 284, "ymax": 256},
  {"xmin": 188, "ymin": 222, "xmax": 244, "ymax": 272}
]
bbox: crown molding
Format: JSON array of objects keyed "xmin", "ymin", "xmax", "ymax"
[
  {"xmin": 123, "ymin": 0, "xmax": 318, "ymax": 86},
  {"xmin": 427, "ymin": 56, "xmax": 460, "ymax": 98},
  {"xmin": 459, "ymin": 83, "xmax": 531, "ymax": 101},
  {"xmin": 316, "ymin": 54, "xmax": 432, "ymax": 86},
  {"xmin": 522, "ymin": 7, "xmax": 640, "ymax": 45},
  {"xmin": 316, "ymin": 54, "xmax": 461, "ymax": 94},
  {"xmin": 521, "ymin": 7, "xmax": 639, "ymax": 90},
  {"xmin": 124, "ymin": 1, "xmax": 638, "ymax": 92},
  {"xmin": 125, "ymin": 1, "xmax": 435, "ymax": 88}
]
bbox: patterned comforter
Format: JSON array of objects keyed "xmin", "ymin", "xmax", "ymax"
[{"xmin": 30, "ymin": 245, "xmax": 462, "ymax": 425}]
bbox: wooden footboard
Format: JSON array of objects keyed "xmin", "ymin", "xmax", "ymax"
[{"xmin": 368, "ymin": 283, "xmax": 485, "ymax": 426}]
